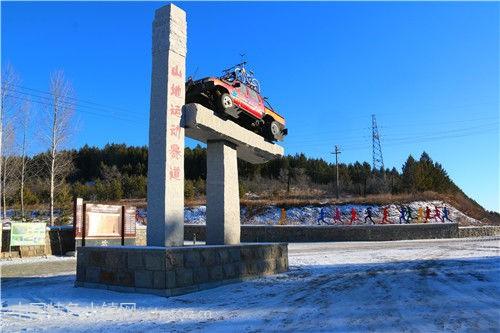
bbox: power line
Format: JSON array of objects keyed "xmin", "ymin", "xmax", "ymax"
[
  {"xmin": 8, "ymin": 88, "xmax": 144, "ymax": 121},
  {"xmin": 287, "ymin": 118, "xmax": 499, "ymax": 145},
  {"xmin": 11, "ymin": 84, "xmax": 140, "ymax": 117},
  {"xmin": 5, "ymin": 85, "xmax": 498, "ymax": 153},
  {"xmin": 7, "ymin": 84, "xmax": 498, "ymax": 138},
  {"xmin": 5, "ymin": 86, "xmax": 145, "ymax": 124},
  {"xmin": 285, "ymin": 122, "xmax": 498, "ymax": 148},
  {"xmin": 7, "ymin": 94, "xmax": 142, "ymax": 123},
  {"xmin": 340, "ymin": 126, "xmax": 497, "ymax": 151}
]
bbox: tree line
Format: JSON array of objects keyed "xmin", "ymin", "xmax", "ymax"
[{"xmin": 3, "ymin": 141, "xmax": 465, "ymax": 210}]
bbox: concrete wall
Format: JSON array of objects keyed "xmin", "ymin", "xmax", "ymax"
[
  {"xmin": 179, "ymin": 223, "xmax": 461, "ymax": 243},
  {"xmin": 76, "ymin": 243, "xmax": 288, "ymax": 296},
  {"xmin": 75, "ymin": 238, "xmax": 136, "ymax": 248},
  {"xmin": 458, "ymin": 226, "xmax": 500, "ymax": 238}
]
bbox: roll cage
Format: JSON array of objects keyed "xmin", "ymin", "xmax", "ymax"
[{"xmin": 221, "ymin": 62, "xmax": 261, "ymax": 94}]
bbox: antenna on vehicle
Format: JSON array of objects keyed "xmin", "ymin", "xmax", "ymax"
[{"xmin": 188, "ymin": 66, "xmax": 199, "ymax": 80}]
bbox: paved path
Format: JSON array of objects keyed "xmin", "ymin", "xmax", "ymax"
[
  {"xmin": 1, "ymin": 237, "xmax": 498, "ymax": 279},
  {"xmin": 1, "ymin": 256, "xmax": 76, "ymax": 279}
]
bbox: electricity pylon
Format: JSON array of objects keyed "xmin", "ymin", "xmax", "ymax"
[{"xmin": 371, "ymin": 114, "xmax": 384, "ymax": 172}]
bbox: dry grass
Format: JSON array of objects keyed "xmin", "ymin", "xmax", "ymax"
[
  {"xmin": 117, "ymin": 190, "xmax": 499, "ymax": 225},
  {"xmin": 17, "ymin": 190, "xmax": 492, "ymax": 226},
  {"xmin": 241, "ymin": 191, "xmax": 498, "ymax": 225}
]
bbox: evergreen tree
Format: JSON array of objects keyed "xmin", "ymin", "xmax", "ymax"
[{"xmin": 402, "ymin": 155, "xmax": 417, "ymax": 192}]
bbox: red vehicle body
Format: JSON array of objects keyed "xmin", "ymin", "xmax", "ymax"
[{"xmin": 185, "ymin": 66, "xmax": 287, "ymax": 142}]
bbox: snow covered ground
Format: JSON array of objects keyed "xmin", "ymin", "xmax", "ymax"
[
  {"xmin": 1, "ymin": 256, "xmax": 76, "ymax": 279},
  {"xmin": 0, "ymin": 256, "xmax": 74, "ymax": 267},
  {"xmin": 1, "ymin": 238, "xmax": 499, "ymax": 332},
  {"xmin": 181, "ymin": 200, "xmax": 480, "ymax": 226},
  {"xmin": 4, "ymin": 200, "xmax": 478, "ymax": 228}
]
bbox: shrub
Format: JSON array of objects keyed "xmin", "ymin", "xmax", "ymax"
[{"xmin": 185, "ymin": 179, "xmax": 195, "ymax": 200}]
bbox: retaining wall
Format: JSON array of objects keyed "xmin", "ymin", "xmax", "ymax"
[
  {"xmin": 458, "ymin": 226, "xmax": 500, "ymax": 238},
  {"xmin": 180, "ymin": 223, "xmax": 460, "ymax": 243},
  {"xmin": 1, "ymin": 227, "xmax": 75, "ymax": 258},
  {"xmin": 75, "ymin": 243, "xmax": 288, "ymax": 296}
]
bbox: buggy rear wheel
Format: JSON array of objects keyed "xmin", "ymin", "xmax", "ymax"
[{"xmin": 265, "ymin": 120, "xmax": 282, "ymax": 142}]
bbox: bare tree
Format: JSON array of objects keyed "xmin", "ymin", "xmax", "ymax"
[
  {"xmin": 1, "ymin": 123, "xmax": 16, "ymax": 219},
  {"xmin": 19, "ymin": 101, "xmax": 31, "ymax": 219},
  {"xmin": 1, "ymin": 65, "xmax": 20, "ymax": 223},
  {"xmin": 43, "ymin": 71, "xmax": 75, "ymax": 226}
]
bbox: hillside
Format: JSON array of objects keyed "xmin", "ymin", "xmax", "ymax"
[
  {"xmin": 182, "ymin": 200, "xmax": 480, "ymax": 226},
  {"xmin": 122, "ymin": 191, "xmax": 498, "ymax": 227},
  {"xmin": 238, "ymin": 191, "xmax": 500, "ymax": 226},
  {"xmin": 4, "ymin": 144, "xmax": 498, "ymax": 225}
]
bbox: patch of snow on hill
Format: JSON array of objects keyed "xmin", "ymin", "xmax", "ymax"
[
  {"xmin": 184, "ymin": 205, "xmax": 206, "ymax": 224},
  {"xmin": 133, "ymin": 201, "xmax": 480, "ymax": 226},
  {"xmin": 181, "ymin": 200, "xmax": 480, "ymax": 226}
]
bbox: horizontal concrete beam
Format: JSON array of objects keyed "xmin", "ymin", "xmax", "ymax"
[
  {"xmin": 182, "ymin": 103, "xmax": 284, "ymax": 164},
  {"xmin": 75, "ymin": 243, "xmax": 289, "ymax": 297}
]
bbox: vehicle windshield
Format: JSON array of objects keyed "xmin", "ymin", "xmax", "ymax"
[{"xmin": 264, "ymin": 98, "xmax": 274, "ymax": 111}]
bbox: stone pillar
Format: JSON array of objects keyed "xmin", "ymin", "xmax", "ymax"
[
  {"xmin": 147, "ymin": 4, "xmax": 187, "ymax": 247},
  {"xmin": 206, "ymin": 140, "xmax": 241, "ymax": 245}
]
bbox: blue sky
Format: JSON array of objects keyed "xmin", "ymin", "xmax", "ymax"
[{"xmin": 2, "ymin": 2, "xmax": 499, "ymax": 211}]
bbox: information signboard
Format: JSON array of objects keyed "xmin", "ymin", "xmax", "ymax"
[
  {"xmin": 85, "ymin": 204, "xmax": 122, "ymax": 237},
  {"xmin": 10, "ymin": 222, "xmax": 46, "ymax": 246},
  {"xmin": 124, "ymin": 206, "xmax": 137, "ymax": 237},
  {"xmin": 73, "ymin": 198, "xmax": 137, "ymax": 246}
]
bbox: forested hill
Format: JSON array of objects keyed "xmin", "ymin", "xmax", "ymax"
[
  {"xmin": 69, "ymin": 144, "xmax": 457, "ymax": 191},
  {"xmin": 5, "ymin": 143, "xmax": 498, "ymax": 223},
  {"xmin": 64, "ymin": 144, "xmax": 460, "ymax": 197}
]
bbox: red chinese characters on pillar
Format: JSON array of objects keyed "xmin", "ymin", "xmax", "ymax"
[
  {"xmin": 169, "ymin": 104, "xmax": 181, "ymax": 117},
  {"xmin": 169, "ymin": 144, "xmax": 182, "ymax": 160},
  {"xmin": 170, "ymin": 84, "xmax": 181, "ymax": 98},
  {"xmin": 169, "ymin": 166, "xmax": 181, "ymax": 181},
  {"xmin": 167, "ymin": 62, "xmax": 184, "ymax": 183},
  {"xmin": 169, "ymin": 125, "xmax": 181, "ymax": 139},
  {"xmin": 170, "ymin": 65, "xmax": 182, "ymax": 78}
]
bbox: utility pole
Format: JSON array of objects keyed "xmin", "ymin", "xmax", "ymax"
[{"xmin": 331, "ymin": 145, "xmax": 341, "ymax": 199}]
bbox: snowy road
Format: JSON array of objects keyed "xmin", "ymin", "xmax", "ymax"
[{"xmin": 1, "ymin": 238, "xmax": 499, "ymax": 332}]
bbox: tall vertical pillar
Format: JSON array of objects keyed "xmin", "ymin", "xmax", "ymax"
[
  {"xmin": 147, "ymin": 4, "xmax": 187, "ymax": 247},
  {"xmin": 206, "ymin": 140, "xmax": 241, "ymax": 245}
]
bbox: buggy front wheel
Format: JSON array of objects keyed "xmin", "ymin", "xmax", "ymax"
[{"xmin": 219, "ymin": 93, "xmax": 234, "ymax": 112}]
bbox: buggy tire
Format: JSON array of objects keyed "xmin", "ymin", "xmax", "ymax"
[
  {"xmin": 265, "ymin": 120, "xmax": 282, "ymax": 142},
  {"xmin": 218, "ymin": 93, "xmax": 234, "ymax": 113}
]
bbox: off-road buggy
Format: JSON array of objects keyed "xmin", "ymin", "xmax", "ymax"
[{"xmin": 185, "ymin": 62, "xmax": 287, "ymax": 142}]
